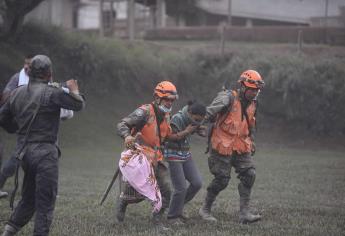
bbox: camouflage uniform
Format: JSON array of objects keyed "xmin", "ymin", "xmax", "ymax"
[
  {"xmin": 200, "ymin": 89, "xmax": 260, "ymax": 223},
  {"xmin": 0, "ymin": 55, "xmax": 85, "ymax": 236},
  {"xmin": 116, "ymin": 104, "xmax": 171, "ymax": 222}
]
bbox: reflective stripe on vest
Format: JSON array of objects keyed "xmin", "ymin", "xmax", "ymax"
[
  {"xmin": 211, "ymin": 91, "xmax": 256, "ymax": 156},
  {"xmin": 139, "ymin": 104, "xmax": 171, "ymax": 161}
]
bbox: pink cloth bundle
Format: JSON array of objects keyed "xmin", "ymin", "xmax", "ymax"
[{"xmin": 119, "ymin": 147, "xmax": 162, "ymax": 212}]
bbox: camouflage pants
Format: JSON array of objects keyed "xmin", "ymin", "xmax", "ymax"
[
  {"xmin": 119, "ymin": 161, "xmax": 171, "ymax": 210},
  {"xmin": 154, "ymin": 161, "xmax": 171, "ymax": 210},
  {"xmin": 206, "ymin": 150, "xmax": 256, "ymax": 196}
]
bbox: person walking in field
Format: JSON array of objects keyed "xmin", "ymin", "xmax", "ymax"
[
  {"xmin": 164, "ymin": 101, "xmax": 207, "ymax": 225},
  {"xmin": 116, "ymin": 81, "xmax": 197, "ymax": 229},
  {"xmin": 0, "ymin": 55, "xmax": 74, "ymax": 200},
  {"xmin": 0, "ymin": 54, "xmax": 33, "ymax": 199},
  {"xmin": 199, "ymin": 70, "xmax": 264, "ymax": 224},
  {"xmin": 0, "ymin": 55, "xmax": 85, "ymax": 236}
]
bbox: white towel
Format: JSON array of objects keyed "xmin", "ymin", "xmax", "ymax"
[
  {"xmin": 18, "ymin": 68, "xmax": 29, "ymax": 86},
  {"xmin": 59, "ymin": 87, "xmax": 74, "ymax": 120}
]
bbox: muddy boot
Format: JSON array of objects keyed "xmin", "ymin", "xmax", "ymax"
[
  {"xmin": 1, "ymin": 224, "xmax": 18, "ymax": 236},
  {"xmin": 238, "ymin": 184, "xmax": 261, "ymax": 224},
  {"xmin": 152, "ymin": 208, "xmax": 170, "ymax": 232},
  {"xmin": 199, "ymin": 191, "xmax": 217, "ymax": 222},
  {"xmin": 115, "ymin": 199, "xmax": 128, "ymax": 223}
]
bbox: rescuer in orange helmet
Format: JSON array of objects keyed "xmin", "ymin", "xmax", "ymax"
[
  {"xmin": 116, "ymin": 81, "xmax": 196, "ymax": 230},
  {"xmin": 199, "ymin": 70, "xmax": 264, "ymax": 224}
]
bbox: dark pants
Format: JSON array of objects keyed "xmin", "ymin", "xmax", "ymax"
[
  {"xmin": 1, "ymin": 153, "xmax": 17, "ymax": 178},
  {"xmin": 0, "ymin": 152, "xmax": 18, "ymax": 188},
  {"xmin": 8, "ymin": 143, "xmax": 59, "ymax": 236},
  {"xmin": 207, "ymin": 150, "xmax": 255, "ymax": 197},
  {"xmin": 154, "ymin": 161, "xmax": 171, "ymax": 210},
  {"xmin": 0, "ymin": 141, "xmax": 3, "ymax": 171},
  {"xmin": 167, "ymin": 158, "xmax": 202, "ymax": 219}
]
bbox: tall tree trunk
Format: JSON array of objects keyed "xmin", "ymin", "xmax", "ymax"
[{"xmin": 0, "ymin": 0, "xmax": 45, "ymax": 40}]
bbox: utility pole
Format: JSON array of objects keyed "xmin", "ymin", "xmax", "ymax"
[
  {"xmin": 156, "ymin": 0, "xmax": 166, "ymax": 27},
  {"xmin": 127, "ymin": 0, "xmax": 135, "ymax": 40},
  {"xmin": 99, "ymin": 0, "xmax": 104, "ymax": 37},
  {"xmin": 324, "ymin": 0, "xmax": 329, "ymax": 26},
  {"xmin": 324, "ymin": 0, "xmax": 329, "ymax": 43},
  {"xmin": 227, "ymin": 0, "xmax": 232, "ymax": 25},
  {"xmin": 110, "ymin": 0, "xmax": 115, "ymax": 36}
]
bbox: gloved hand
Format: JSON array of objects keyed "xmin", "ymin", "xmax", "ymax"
[{"xmin": 125, "ymin": 135, "xmax": 136, "ymax": 150}]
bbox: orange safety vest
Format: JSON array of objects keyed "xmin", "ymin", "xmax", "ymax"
[
  {"xmin": 211, "ymin": 91, "xmax": 256, "ymax": 156},
  {"xmin": 139, "ymin": 104, "xmax": 171, "ymax": 161}
]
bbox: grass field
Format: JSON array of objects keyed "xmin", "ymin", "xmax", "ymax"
[{"xmin": 1, "ymin": 135, "xmax": 344, "ymax": 236}]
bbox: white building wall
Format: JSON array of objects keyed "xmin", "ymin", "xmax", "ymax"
[
  {"xmin": 78, "ymin": 3, "xmax": 99, "ymax": 29},
  {"xmin": 198, "ymin": 0, "xmax": 345, "ymax": 24}
]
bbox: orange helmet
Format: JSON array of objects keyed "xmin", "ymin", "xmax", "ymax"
[
  {"xmin": 154, "ymin": 81, "xmax": 178, "ymax": 100},
  {"xmin": 239, "ymin": 70, "xmax": 264, "ymax": 89}
]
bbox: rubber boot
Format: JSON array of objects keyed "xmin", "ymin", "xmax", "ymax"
[
  {"xmin": 152, "ymin": 208, "xmax": 170, "ymax": 232},
  {"xmin": 238, "ymin": 183, "xmax": 261, "ymax": 224},
  {"xmin": 199, "ymin": 191, "xmax": 217, "ymax": 222},
  {"xmin": 115, "ymin": 199, "xmax": 128, "ymax": 222},
  {"xmin": 1, "ymin": 224, "xmax": 18, "ymax": 236}
]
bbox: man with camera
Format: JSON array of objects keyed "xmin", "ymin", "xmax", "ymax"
[{"xmin": 0, "ymin": 55, "xmax": 85, "ymax": 236}]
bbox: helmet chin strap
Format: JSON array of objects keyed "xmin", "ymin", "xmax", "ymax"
[{"xmin": 154, "ymin": 97, "xmax": 172, "ymax": 113}]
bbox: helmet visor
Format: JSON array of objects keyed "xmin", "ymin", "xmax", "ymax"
[{"xmin": 242, "ymin": 78, "xmax": 265, "ymax": 89}]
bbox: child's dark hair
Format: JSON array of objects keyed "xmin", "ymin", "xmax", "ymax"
[{"xmin": 187, "ymin": 100, "xmax": 206, "ymax": 116}]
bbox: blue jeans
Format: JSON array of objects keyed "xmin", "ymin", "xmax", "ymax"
[{"xmin": 167, "ymin": 158, "xmax": 202, "ymax": 219}]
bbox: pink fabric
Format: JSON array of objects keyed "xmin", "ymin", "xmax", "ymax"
[{"xmin": 119, "ymin": 146, "xmax": 162, "ymax": 212}]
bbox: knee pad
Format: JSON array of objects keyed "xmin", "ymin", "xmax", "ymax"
[{"xmin": 240, "ymin": 168, "xmax": 256, "ymax": 188}]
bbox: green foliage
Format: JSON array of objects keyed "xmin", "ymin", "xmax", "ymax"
[{"xmin": 1, "ymin": 24, "xmax": 345, "ymax": 136}]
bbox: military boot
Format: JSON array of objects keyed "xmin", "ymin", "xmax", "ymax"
[
  {"xmin": 115, "ymin": 199, "xmax": 128, "ymax": 222},
  {"xmin": 238, "ymin": 184, "xmax": 261, "ymax": 224},
  {"xmin": 1, "ymin": 224, "xmax": 18, "ymax": 236},
  {"xmin": 199, "ymin": 191, "xmax": 217, "ymax": 222},
  {"xmin": 152, "ymin": 208, "xmax": 170, "ymax": 231}
]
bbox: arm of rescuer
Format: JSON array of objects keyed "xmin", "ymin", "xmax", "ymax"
[
  {"xmin": 117, "ymin": 105, "xmax": 197, "ymax": 148},
  {"xmin": 166, "ymin": 110, "xmax": 200, "ymax": 141},
  {"xmin": 117, "ymin": 106, "xmax": 150, "ymax": 148},
  {"xmin": 204, "ymin": 89, "xmax": 234, "ymax": 153},
  {"xmin": 205, "ymin": 89, "xmax": 234, "ymax": 123},
  {"xmin": 166, "ymin": 123, "xmax": 198, "ymax": 141},
  {"xmin": 50, "ymin": 79, "xmax": 85, "ymax": 111}
]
